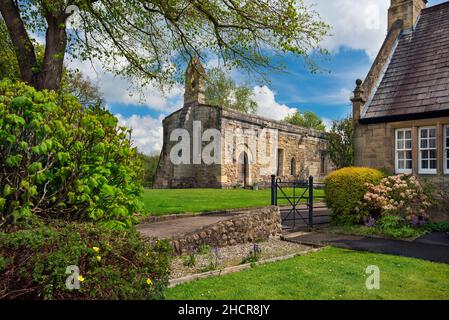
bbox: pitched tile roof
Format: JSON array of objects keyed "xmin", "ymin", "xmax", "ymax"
[{"xmin": 362, "ymin": 2, "xmax": 449, "ymax": 122}]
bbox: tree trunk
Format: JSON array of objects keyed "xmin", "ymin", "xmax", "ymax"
[
  {"xmin": 0, "ymin": 0, "xmax": 68, "ymax": 91},
  {"xmin": 36, "ymin": 14, "xmax": 68, "ymax": 91},
  {"xmin": 0, "ymin": 0, "xmax": 37, "ymax": 85}
]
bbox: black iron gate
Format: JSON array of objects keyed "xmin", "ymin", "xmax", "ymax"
[{"xmin": 271, "ymin": 175, "xmax": 328, "ymax": 230}]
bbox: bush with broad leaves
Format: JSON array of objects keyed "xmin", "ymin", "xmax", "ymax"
[{"xmin": 0, "ymin": 80, "xmax": 143, "ymax": 229}]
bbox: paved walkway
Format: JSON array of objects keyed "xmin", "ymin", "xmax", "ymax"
[
  {"xmin": 137, "ymin": 205, "xmax": 331, "ymax": 239},
  {"xmin": 137, "ymin": 212, "xmax": 240, "ymax": 239},
  {"xmin": 284, "ymin": 231, "xmax": 449, "ymax": 264}
]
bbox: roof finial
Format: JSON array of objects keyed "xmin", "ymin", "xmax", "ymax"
[
  {"xmin": 184, "ymin": 57, "xmax": 206, "ymax": 105},
  {"xmin": 352, "ymin": 79, "xmax": 365, "ymax": 100},
  {"xmin": 351, "ymin": 79, "xmax": 366, "ymax": 121}
]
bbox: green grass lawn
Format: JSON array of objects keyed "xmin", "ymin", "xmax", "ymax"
[
  {"xmin": 166, "ymin": 247, "xmax": 449, "ymax": 300},
  {"xmin": 141, "ymin": 188, "xmax": 325, "ymax": 216}
]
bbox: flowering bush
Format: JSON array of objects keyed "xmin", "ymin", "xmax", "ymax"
[{"xmin": 359, "ymin": 174, "xmax": 431, "ymax": 224}]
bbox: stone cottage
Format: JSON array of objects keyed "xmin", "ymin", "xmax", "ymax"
[
  {"xmin": 154, "ymin": 59, "xmax": 330, "ymax": 189},
  {"xmin": 353, "ymin": 0, "xmax": 449, "ymax": 179}
]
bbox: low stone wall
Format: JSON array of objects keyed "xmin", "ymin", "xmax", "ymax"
[{"xmin": 172, "ymin": 206, "xmax": 282, "ymax": 254}]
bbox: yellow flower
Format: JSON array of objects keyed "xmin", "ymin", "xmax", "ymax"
[
  {"xmin": 145, "ymin": 252, "xmax": 149, "ymax": 257},
  {"xmin": 92, "ymin": 246, "xmax": 100, "ymax": 253},
  {"xmin": 146, "ymin": 278, "xmax": 153, "ymax": 285},
  {"xmin": 96, "ymin": 255, "xmax": 102, "ymax": 262},
  {"xmin": 78, "ymin": 275, "xmax": 85, "ymax": 282}
]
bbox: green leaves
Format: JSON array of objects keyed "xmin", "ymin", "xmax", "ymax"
[
  {"xmin": 6, "ymin": 155, "xmax": 23, "ymax": 168},
  {"xmin": 204, "ymin": 68, "xmax": 257, "ymax": 114},
  {"xmin": 3, "ymin": 185, "xmax": 14, "ymax": 197},
  {"xmin": 56, "ymin": 152, "xmax": 69, "ymax": 164},
  {"xmin": 282, "ymin": 110, "xmax": 326, "ymax": 131},
  {"xmin": 8, "ymin": 0, "xmax": 329, "ymax": 94},
  {"xmin": 0, "ymin": 197, "xmax": 5, "ymax": 210},
  {"xmin": 0, "ymin": 80, "xmax": 143, "ymax": 229},
  {"xmin": 28, "ymin": 162, "xmax": 43, "ymax": 173},
  {"xmin": 11, "ymin": 96, "xmax": 32, "ymax": 110},
  {"xmin": 6, "ymin": 114, "xmax": 25, "ymax": 126},
  {"xmin": 328, "ymin": 116, "xmax": 355, "ymax": 169}
]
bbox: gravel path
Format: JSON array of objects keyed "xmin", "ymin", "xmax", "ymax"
[{"xmin": 170, "ymin": 239, "xmax": 312, "ymax": 279}]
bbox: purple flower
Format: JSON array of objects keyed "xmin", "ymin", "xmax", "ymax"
[
  {"xmin": 214, "ymin": 245, "xmax": 220, "ymax": 258},
  {"xmin": 365, "ymin": 217, "xmax": 376, "ymax": 227}
]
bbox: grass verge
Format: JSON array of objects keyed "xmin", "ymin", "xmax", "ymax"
[
  {"xmin": 141, "ymin": 188, "xmax": 324, "ymax": 216},
  {"xmin": 166, "ymin": 247, "xmax": 449, "ymax": 300}
]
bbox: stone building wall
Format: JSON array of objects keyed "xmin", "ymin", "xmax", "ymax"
[
  {"xmin": 354, "ymin": 121, "xmax": 395, "ymax": 172},
  {"xmin": 221, "ymin": 109, "xmax": 330, "ymax": 187},
  {"xmin": 171, "ymin": 206, "xmax": 282, "ymax": 254},
  {"xmin": 154, "ymin": 104, "xmax": 223, "ymax": 188},
  {"xmin": 154, "ymin": 102, "xmax": 331, "ymax": 189}
]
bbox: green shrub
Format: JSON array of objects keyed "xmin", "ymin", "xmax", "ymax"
[
  {"xmin": 182, "ymin": 253, "xmax": 196, "ymax": 268},
  {"xmin": 324, "ymin": 167, "xmax": 385, "ymax": 225},
  {"xmin": 0, "ymin": 80, "xmax": 143, "ymax": 229},
  {"xmin": 377, "ymin": 215, "xmax": 418, "ymax": 239},
  {"xmin": 425, "ymin": 221, "xmax": 449, "ymax": 233},
  {"xmin": 0, "ymin": 222, "xmax": 172, "ymax": 300}
]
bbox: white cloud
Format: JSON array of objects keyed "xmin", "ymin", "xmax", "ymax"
[
  {"xmin": 68, "ymin": 58, "xmax": 183, "ymax": 112},
  {"xmin": 116, "ymin": 114, "xmax": 164, "ymax": 155},
  {"xmin": 252, "ymin": 86, "xmax": 297, "ymax": 121},
  {"xmin": 322, "ymin": 117, "xmax": 333, "ymax": 132},
  {"xmin": 309, "ymin": 87, "xmax": 352, "ymax": 105},
  {"xmin": 306, "ymin": 0, "xmax": 389, "ymax": 59}
]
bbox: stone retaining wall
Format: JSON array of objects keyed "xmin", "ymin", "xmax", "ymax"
[{"xmin": 172, "ymin": 206, "xmax": 282, "ymax": 254}]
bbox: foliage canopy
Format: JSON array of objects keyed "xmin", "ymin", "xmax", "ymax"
[
  {"xmin": 282, "ymin": 110, "xmax": 325, "ymax": 131},
  {"xmin": 205, "ymin": 68, "xmax": 257, "ymax": 114},
  {"xmin": 0, "ymin": 0, "xmax": 329, "ymax": 90},
  {"xmin": 328, "ymin": 116, "xmax": 354, "ymax": 169}
]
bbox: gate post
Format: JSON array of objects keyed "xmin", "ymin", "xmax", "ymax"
[
  {"xmin": 271, "ymin": 175, "xmax": 276, "ymax": 206},
  {"xmin": 308, "ymin": 176, "xmax": 313, "ymax": 228}
]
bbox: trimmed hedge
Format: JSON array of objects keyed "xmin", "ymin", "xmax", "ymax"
[
  {"xmin": 0, "ymin": 222, "xmax": 172, "ymax": 300},
  {"xmin": 324, "ymin": 167, "xmax": 385, "ymax": 225}
]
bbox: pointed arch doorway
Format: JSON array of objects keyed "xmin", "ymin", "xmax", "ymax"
[{"xmin": 237, "ymin": 151, "xmax": 250, "ymax": 187}]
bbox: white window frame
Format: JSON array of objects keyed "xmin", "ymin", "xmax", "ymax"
[
  {"xmin": 395, "ymin": 128, "xmax": 413, "ymax": 174},
  {"xmin": 445, "ymin": 125, "xmax": 449, "ymax": 175},
  {"xmin": 419, "ymin": 126, "xmax": 437, "ymax": 175}
]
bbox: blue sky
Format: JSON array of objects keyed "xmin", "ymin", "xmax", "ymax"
[{"xmin": 71, "ymin": 0, "xmax": 446, "ymax": 154}]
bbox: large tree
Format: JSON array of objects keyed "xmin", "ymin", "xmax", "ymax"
[
  {"xmin": 282, "ymin": 110, "xmax": 326, "ymax": 131},
  {"xmin": 328, "ymin": 116, "xmax": 354, "ymax": 169},
  {"xmin": 205, "ymin": 67, "xmax": 257, "ymax": 114},
  {"xmin": 0, "ymin": 0, "xmax": 329, "ymax": 91}
]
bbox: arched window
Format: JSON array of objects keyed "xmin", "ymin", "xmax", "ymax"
[{"xmin": 290, "ymin": 158, "xmax": 296, "ymax": 176}]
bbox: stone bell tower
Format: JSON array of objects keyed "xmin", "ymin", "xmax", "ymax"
[{"xmin": 184, "ymin": 57, "xmax": 206, "ymax": 105}]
